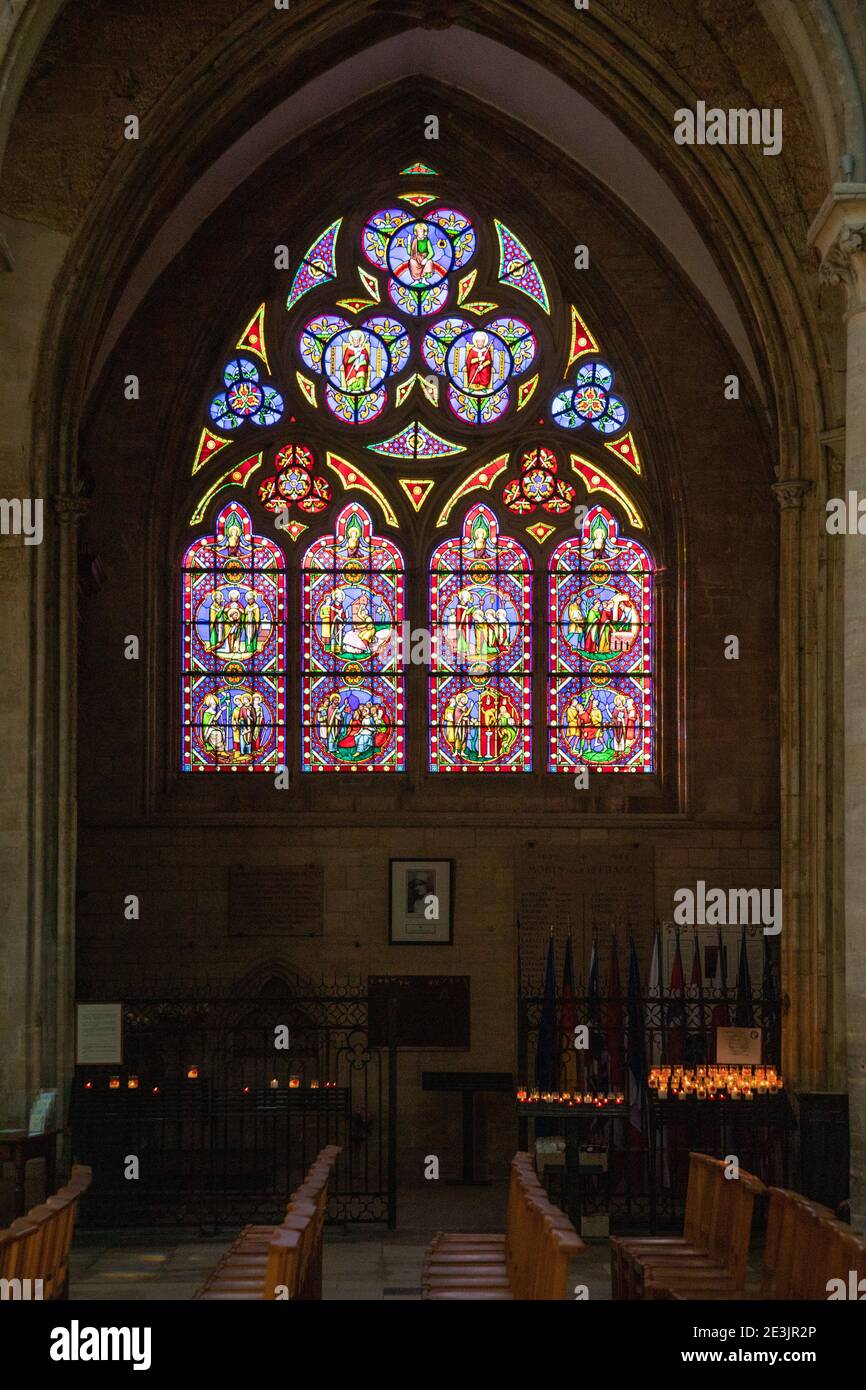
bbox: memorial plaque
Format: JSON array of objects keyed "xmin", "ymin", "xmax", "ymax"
[
  {"xmin": 368, "ymin": 976, "xmax": 470, "ymax": 1047},
  {"xmin": 229, "ymin": 866, "xmax": 324, "ymax": 936},
  {"xmin": 716, "ymin": 1026, "xmax": 762, "ymax": 1065},
  {"xmin": 517, "ymin": 844, "xmax": 654, "ymax": 989}
]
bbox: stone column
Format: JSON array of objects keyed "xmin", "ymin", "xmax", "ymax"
[
  {"xmin": 771, "ymin": 478, "xmax": 814, "ymax": 1091},
  {"xmin": 0, "ymin": 217, "xmax": 70, "ymax": 1138},
  {"xmin": 812, "ymin": 193, "xmax": 866, "ymax": 1225},
  {"xmin": 51, "ymin": 492, "xmax": 88, "ymax": 1131}
]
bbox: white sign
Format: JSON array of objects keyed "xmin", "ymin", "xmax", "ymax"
[
  {"xmin": 76, "ymin": 1003, "xmax": 123, "ymax": 1065},
  {"xmin": 715, "ymin": 1026, "xmax": 761, "ymax": 1065}
]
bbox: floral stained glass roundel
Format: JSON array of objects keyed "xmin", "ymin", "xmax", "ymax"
[{"xmin": 210, "ymin": 358, "xmax": 284, "ymax": 430}]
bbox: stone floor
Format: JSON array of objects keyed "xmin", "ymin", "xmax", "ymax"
[{"xmin": 69, "ymin": 1184, "xmax": 613, "ymax": 1301}]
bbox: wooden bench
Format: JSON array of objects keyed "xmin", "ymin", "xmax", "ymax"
[
  {"xmin": 421, "ymin": 1153, "xmax": 584, "ymax": 1300},
  {"xmin": 0, "ymin": 1163, "xmax": 91, "ymax": 1300},
  {"xmin": 193, "ymin": 1146, "xmax": 341, "ymax": 1301},
  {"xmin": 610, "ymin": 1150, "xmax": 719, "ymax": 1298},
  {"xmin": 651, "ymin": 1186, "xmax": 866, "ymax": 1301},
  {"xmin": 610, "ymin": 1152, "xmax": 766, "ymax": 1300}
]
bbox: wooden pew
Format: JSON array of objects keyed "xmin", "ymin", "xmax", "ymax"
[
  {"xmin": 653, "ymin": 1188, "xmax": 866, "ymax": 1301},
  {"xmin": 611, "ymin": 1153, "xmax": 766, "ymax": 1300},
  {"xmin": 421, "ymin": 1154, "xmax": 584, "ymax": 1300},
  {"xmin": 194, "ymin": 1228, "xmax": 305, "ymax": 1302},
  {"xmin": 610, "ymin": 1150, "xmax": 717, "ymax": 1298},
  {"xmin": 0, "ymin": 1164, "xmax": 91, "ymax": 1300},
  {"xmin": 193, "ymin": 1146, "xmax": 340, "ymax": 1301},
  {"xmin": 820, "ymin": 1219, "xmax": 866, "ymax": 1299}
]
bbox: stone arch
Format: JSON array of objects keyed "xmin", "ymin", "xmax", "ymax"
[
  {"xmin": 110, "ymin": 87, "xmax": 696, "ymax": 809},
  {"xmin": 0, "ymin": 0, "xmax": 855, "ymax": 1158}
]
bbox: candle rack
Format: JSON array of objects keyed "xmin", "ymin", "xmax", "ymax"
[{"xmin": 516, "ymin": 1090, "xmax": 633, "ymax": 1234}]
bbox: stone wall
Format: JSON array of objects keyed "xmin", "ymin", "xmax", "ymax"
[
  {"xmin": 72, "ymin": 111, "xmax": 780, "ymax": 1182},
  {"xmin": 75, "ymin": 822, "xmax": 779, "ymax": 1182}
]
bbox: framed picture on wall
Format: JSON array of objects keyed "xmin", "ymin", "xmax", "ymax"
[{"xmin": 389, "ymin": 859, "xmax": 454, "ymax": 944}]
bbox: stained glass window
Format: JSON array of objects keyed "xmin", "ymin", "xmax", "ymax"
[
  {"xmin": 302, "ymin": 504, "xmax": 405, "ymax": 771},
  {"xmin": 298, "ymin": 313, "xmax": 410, "ymax": 424},
  {"xmin": 422, "ymin": 315, "xmax": 537, "ymax": 425},
  {"xmin": 548, "ymin": 504, "xmax": 653, "ymax": 773},
  {"xmin": 257, "ymin": 442, "xmax": 332, "ymax": 517},
  {"xmin": 502, "ymin": 445, "xmax": 576, "ymax": 516},
  {"xmin": 209, "ymin": 358, "xmax": 284, "ymax": 430},
  {"xmin": 181, "ymin": 502, "xmax": 286, "ymax": 771},
  {"xmin": 551, "ymin": 360, "xmax": 629, "ymax": 435},
  {"xmin": 429, "ymin": 503, "xmax": 532, "ymax": 772},
  {"xmin": 287, "ymin": 181, "xmax": 553, "ymax": 436},
  {"xmin": 362, "ymin": 205, "xmax": 476, "ymax": 317},
  {"xmin": 184, "ymin": 168, "xmax": 662, "ymax": 782}
]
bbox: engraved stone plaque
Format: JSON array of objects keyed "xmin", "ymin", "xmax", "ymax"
[
  {"xmin": 229, "ymin": 865, "xmax": 324, "ymax": 936},
  {"xmin": 517, "ymin": 844, "xmax": 654, "ymax": 989}
]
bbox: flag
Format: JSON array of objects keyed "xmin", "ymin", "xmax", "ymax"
[
  {"xmin": 762, "ymin": 934, "xmax": 780, "ymax": 1066},
  {"xmin": 588, "ymin": 936, "xmax": 605, "ymax": 1090},
  {"xmin": 646, "ymin": 928, "xmax": 663, "ymax": 1066},
  {"xmin": 735, "ymin": 925, "xmax": 754, "ymax": 1026},
  {"xmin": 626, "ymin": 938, "xmax": 645, "ymax": 1143},
  {"xmin": 686, "ymin": 931, "xmax": 707, "ymax": 1064},
  {"xmin": 605, "ymin": 936, "xmax": 625, "ymax": 1093},
  {"xmin": 665, "ymin": 932, "xmax": 687, "ymax": 1063},
  {"xmin": 710, "ymin": 928, "xmax": 729, "ymax": 1059},
  {"xmin": 535, "ymin": 931, "xmax": 558, "ymax": 1093},
  {"xmin": 559, "ymin": 932, "xmax": 579, "ymax": 1091}
]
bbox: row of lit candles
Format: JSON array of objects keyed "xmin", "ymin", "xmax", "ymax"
[
  {"xmin": 87, "ymin": 1075, "xmax": 338, "ymax": 1092},
  {"xmin": 648, "ymin": 1065, "xmax": 783, "ymax": 1099},
  {"xmin": 516, "ymin": 1089, "xmax": 625, "ymax": 1106}
]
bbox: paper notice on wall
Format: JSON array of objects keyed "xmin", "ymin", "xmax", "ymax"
[{"xmin": 76, "ymin": 1003, "xmax": 123, "ymax": 1065}]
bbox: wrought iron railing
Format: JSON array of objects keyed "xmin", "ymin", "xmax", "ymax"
[
  {"xmin": 71, "ymin": 985, "xmax": 396, "ymax": 1230},
  {"xmin": 517, "ymin": 989, "xmax": 785, "ymax": 1230}
]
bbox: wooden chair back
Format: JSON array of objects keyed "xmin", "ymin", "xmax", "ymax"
[
  {"xmin": 263, "ymin": 1228, "xmax": 303, "ymax": 1300},
  {"xmin": 538, "ymin": 1226, "xmax": 584, "ymax": 1300},
  {"xmin": 1, "ymin": 1222, "xmax": 40, "ymax": 1282},
  {"xmin": 721, "ymin": 1171, "xmax": 766, "ymax": 1285},
  {"xmin": 644, "ymin": 1156, "xmax": 763, "ymax": 1292},
  {"xmin": 10, "ymin": 1209, "xmax": 53, "ymax": 1285},
  {"xmin": 505, "ymin": 1162, "xmax": 583, "ymax": 1300},
  {"xmin": 697, "ymin": 1157, "xmax": 765, "ymax": 1281},
  {"xmin": 812, "ymin": 1214, "xmax": 866, "ymax": 1299},
  {"xmin": 759, "ymin": 1188, "xmax": 798, "ymax": 1298},
  {"xmin": 682, "ymin": 1152, "xmax": 716, "ymax": 1245},
  {"xmin": 194, "ymin": 1144, "xmax": 340, "ymax": 1300}
]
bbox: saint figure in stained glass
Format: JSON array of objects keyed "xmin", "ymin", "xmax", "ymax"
[
  {"xmin": 429, "ymin": 503, "xmax": 531, "ymax": 773},
  {"xmin": 302, "ymin": 504, "xmax": 405, "ymax": 771},
  {"xmin": 181, "ymin": 503, "xmax": 286, "ymax": 772},
  {"xmin": 548, "ymin": 505, "xmax": 653, "ymax": 773}
]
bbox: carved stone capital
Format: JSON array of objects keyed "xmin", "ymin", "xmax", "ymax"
[
  {"xmin": 820, "ymin": 426, "xmax": 846, "ymax": 478},
  {"xmin": 771, "ymin": 479, "xmax": 813, "ymax": 511},
  {"xmin": 52, "ymin": 492, "xmax": 90, "ymax": 526},
  {"xmin": 809, "ymin": 190, "xmax": 866, "ymax": 312},
  {"xmin": 818, "ymin": 222, "xmax": 866, "ymax": 292}
]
